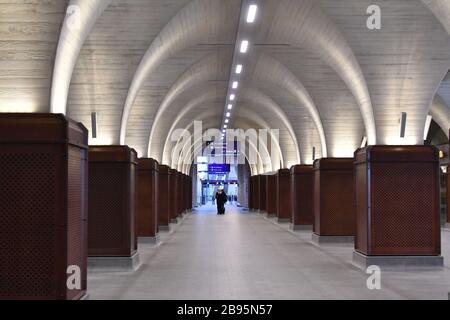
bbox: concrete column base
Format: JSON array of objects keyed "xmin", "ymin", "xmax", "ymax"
[
  {"xmin": 277, "ymin": 218, "xmax": 291, "ymax": 224},
  {"xmin": 159, "ymin": 225, "xmax": 171, "ymax": 232},
  {"xmin": 353, "ymin": 251, "xmax": 444, "ymax": 270},
  {"xmin": 290, "ymin": 224, "xmax": 313, "ymax": 231},
  {"xmin": 138, "ymin": 234, "xmax": 160, "ymax": 246},
  {"xmin": 445, "ymin": 223, "xmax": 450, "ymax": 230},
  {"xmin": 311, "ymin": 233, "xmax": 354, "ymax": 245},
  {"xmin": 88, "ymin": 252, "xmax": 140, "ymax": 272},
  {"xmin": 266, "ymin": 213, "xmax": 277, "ymax": 218},
  {"xmin": 170, "ymin": 218, "xmax": 178, "ymax": 224}
]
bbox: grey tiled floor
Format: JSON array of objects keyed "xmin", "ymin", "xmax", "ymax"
[{"xmin": 87, "ymin": 205, "xmax": 450, "ymax": 300}]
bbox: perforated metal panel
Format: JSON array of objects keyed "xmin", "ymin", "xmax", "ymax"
[
  {"xmin": 0, "ymin": 114, "xmax": 88, "ymax": 300},
  {"xmin": 355, "ymin": 163, "xmax": 368, "ymax": 253},
  {"xmin": 259, "ymin": 175, "xmax": 267, "ymax": 212},
  {"xmin": 313, "ymin": 159, "xmax": 355, "ymax": 236},
  {"xmin": 88, "ymin": 163, "xmax": 126, "ymax": 254},
  {"xmin": 266, "ymin": 175, "xmax": 277, "ymax": 215},
  {"xmin": 277, "ymin": 169, "xmax": 291, "ymax": 220},
  {"xmin": 158, "ymin": 166, "xmax": 170, "ymax": 228},
  {"xmin": 355, "ymin": 146, "xmax": 440, "ymax": 256},
  {"xmin": 67, "ymin": 146, "xmax": 88, "ymax": 300},
  {"xmin": 371, "ymin": 163, "xmax": 438, "ymax": 254},
  {"xmin": 291, "ymin": 166, "xmax": 313, "ymax": 226},
  {"xmin": 0, "ymin": 150, "xmax": 59, "ymax": 298}
]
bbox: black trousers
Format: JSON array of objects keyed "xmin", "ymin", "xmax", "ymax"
[{"xmin": 217, "ymin": 203, "xmax": 225, "ymax": 214}]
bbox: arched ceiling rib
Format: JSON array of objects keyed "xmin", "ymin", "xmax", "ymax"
[
  {"xmin": 187, "ymin": 141, "xmax": 261, "ymax": 176},
  {"xmin": 265, "ymin": 0, "xmax": 377, "ymax": 146},
  {"xmin": 0, "ymin": 0, "xmax": 68, "ymax": 113},
  {"xmin": 237, "ymin": 88, "xmax": 300, "ymax": 167},
  {"xmin": 430, "ymin": 95, "xmax": 450, "ymax": 138},
  {"xmin": 234, "ymin": 111, "xmax": 284, "ymax": 171},
  {"xmin": 67, "ymin": 0, "xmax": 193, "ymax": 146},
  {"xmin": 320, "ymin": 0, "xmax": 450, "ymax": 145},
  {"xmin": 51, "ymin": 0, "xmax": 112, "ymax": 114},
  {"xmin": 253, "ymin": 48, "xmax": 364, "ymax": 158},
  {"xmin": 422, "ymin": 0, "xmax": 450, "ymax": 34},
  {"xmin": 252, "ymin": 53, "xmax": 326, "ymax": 158},
  {"xmin": 172, "ymin": 116, "xmax": 272, "ymax": 174},
  {"xmin": 147, "ymin": 50, "xmax": 232, "ymax": 159},
  {"xmin": 161, "ymin": 88, "xmax": 227, "ymax": 164},
  {"xmin": 169, "ymin": 111, "xmax": 224, "ymax": 167},
  {"xmin": 119, "ymin": 0, "xmax": 241, "ymax": 145}
]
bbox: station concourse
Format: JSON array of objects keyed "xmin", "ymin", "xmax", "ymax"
[{"xmin": 0, "ymin": 0, "xmax": 450, "ymax": 300}]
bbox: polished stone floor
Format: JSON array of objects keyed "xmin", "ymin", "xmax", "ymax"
[{"xmin": 87, "ymin": 205, "xmax": 450, "ymax": 300}]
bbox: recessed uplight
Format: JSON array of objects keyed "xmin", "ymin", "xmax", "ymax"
[
  {"xmin": 247, "ymin": 5, "xmax": 258, "ymax": 23},
  {"xmin": 225, "ymin": 119, "xmax": 229, "ymax": 124},
  {"xmin": 240, "ymin": 40, "xmax": 249, "ymax": 53},
  {"xmin": 232, "ymin": 81, "xmax": 239, "ymax": 89},
  {"xmin": 224, "ymin": 125, "xmax": 228, "ymax": 129},
  {"xmin": 228, "ymin": 104, "xmax": 233, "ymax": 110},
  {"xmin": 226, "ymin": 112, "xmax": 230, "ymax": 117},
  {"xmin": 230, "ymin": 94, "xmax": 235, "ymax": 101},
  {"xmin": 236, "ymin": 65, "xmax": 243, "ymax": 74}
]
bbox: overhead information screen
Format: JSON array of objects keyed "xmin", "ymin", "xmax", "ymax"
[{"xmin": 208, "ymin": 164, "xmax": 230, "ymax": 174}]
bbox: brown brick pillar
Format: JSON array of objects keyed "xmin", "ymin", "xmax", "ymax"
[
  {"xmin": 169, "ymin": 169, "xmax": 178, "ymax": 223},
  {"xmin": 136, "ymin": 158, "xmax": 159, "ymax": 245},
  {"xmin": 259, "ymin": 175, "xmax": 267, "ymax": 213},
  {"xmin": 158, "ymin": 165, "xmax": 171, "ymax": 232},
  {"xmin": 313, "ymin": 158, "xmax": 355, "ymax": 244},
  {"xmin": 277, "ymin": 169, "xmax": 292, "ymax": 223},
  {"xmin": 353, "ymin": 146, "xmax": 442, "ymax": 268},
  {"xmin": 0, "ymin": 114, "xmax": 88, "ymax": 300},
  {"xmin": 254, "ymin": 175, "xmax": 260, "ymax": 211},
  {"xmin": 266, "ymin": 174, "xmax": 277, "ymax": 217},
  {"xmin": 88, "ymin": 146, "xmax": 139, "ymax": 270},
  {"xmin": 291, "ymin": 165, "xmax": 314, "ymax": 230}
]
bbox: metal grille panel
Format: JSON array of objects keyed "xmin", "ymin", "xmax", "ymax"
[
  {"xmin": 0, "ymin": 150, "xmax": 58, "ymax": 298},
  {"xmin": 371, "ymin": 163, "xmax": 437, "ymax": 253},
  {"xmin": 88, "ymin": 163, "xmax": 127, "ymax": 254}
]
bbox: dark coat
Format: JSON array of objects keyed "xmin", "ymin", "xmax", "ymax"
[{"xmin": 215, "ymin": 191, "xmax": 227, "ymax": 205}]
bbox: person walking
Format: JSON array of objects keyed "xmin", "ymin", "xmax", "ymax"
[{"xmin": 215, "ymin": 187, "xmax": 228, "ymax": 215}]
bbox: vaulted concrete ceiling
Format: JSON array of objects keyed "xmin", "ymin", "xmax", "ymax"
[
  {"xmin": 0, "ymin": 0, "xmax": 68, "ymax": 113},
  {"xmin": 1, "ymin": 0, "xmax": 450, "ymax": 173}
]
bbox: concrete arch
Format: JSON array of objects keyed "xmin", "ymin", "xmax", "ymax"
[
  {"xmin": 430, "ymin": 95, "xmax": 450, "ymax": 138},
  {"xmin": 252, "ymin": 53, "xmax": 326, "ymax": 158},
  {"xmin": 186, "ymin": 134, "xmax": 265, "ymax": 176},
  {"xmin": 238, "ymin": 88, "xmax": 301, "ymax": 165},
  {"xmin": 422, "ymin": 0, "xmax": 450, "ymax": 34},
  {"xmin": 161, "ymin": 88, "xmax": 226, "ymax": 164},
  {"xmin": 160, "ymin": 87, "xmax": 298, "ymax": 168},
  {"xmin": 51, "ymin": 0, "xmax": 112, "ymax": 114},
  {"xmin": 173, "ymin": 117, "xmax": 270, "ymax": 174},
  {"xmin": 119, "ymin": 0, "xmax": 240, "ymax": 145},
  {"xmin": 147, "ymin": 50, "xmax": 231, "ymax": 158},
  {"xmin": 268, "ymin": 0, "xmax": 377, "ymax": 145},
  {"xmin": 187, "ymin": 142, "xmax": 260, "ymax": 176}
]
